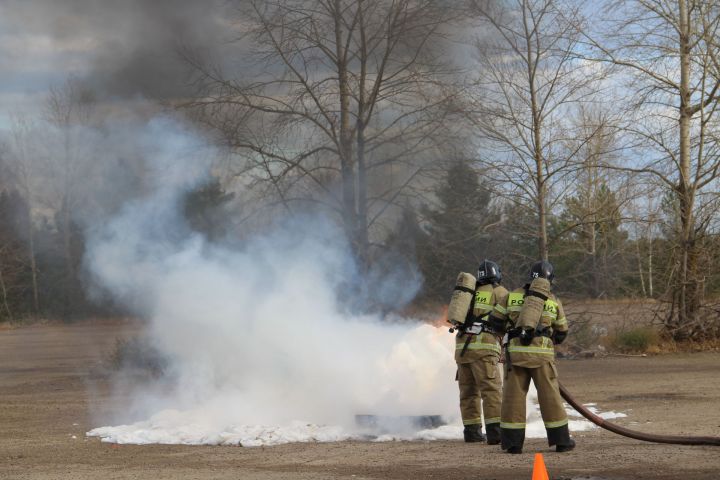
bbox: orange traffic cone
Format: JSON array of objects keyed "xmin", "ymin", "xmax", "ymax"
[{"xmin": 531, "ymin": 453, "xmax": 549, "ymax": 480}]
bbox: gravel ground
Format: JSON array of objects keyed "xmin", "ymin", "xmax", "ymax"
[{"xmin": 1, "ymin": 321, "xmax": 719, "ymax": 480}]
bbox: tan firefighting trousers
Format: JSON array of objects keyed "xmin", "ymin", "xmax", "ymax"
[
  {"xmin": 500, "ymin": 362, "xmax": 567, "ymax": 431},
  {"xmin": 457, "ymin": 356, "xmax": 502, "ymax": 427}
]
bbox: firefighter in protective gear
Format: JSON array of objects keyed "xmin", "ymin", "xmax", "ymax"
[
  {"xmin": 491, "ymin": 260, "xmax": 575, "ymax": 454},
  {"xmin": 455, "ymin": 260, "xmax": 508, "ymax": 444}
]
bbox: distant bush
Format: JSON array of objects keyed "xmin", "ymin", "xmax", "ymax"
[
  {"xmin": 566, "ymin": 314, "xmax": 607, "ymax": 351},
  {"xmin": 609, "ymin": 327, "xmax": 659, "ymax": 353},
  {"xmin": 107, "ymin": 336, "xmax": 169, "ymax": 377}
]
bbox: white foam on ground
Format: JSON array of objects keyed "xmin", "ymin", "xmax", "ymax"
[{"xmin": 87, "ymin": 368, "xmax": 626, "ymax": 446}]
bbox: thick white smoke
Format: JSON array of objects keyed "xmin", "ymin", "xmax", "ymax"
[
  {"xmin": 84, "ymin": 117, "xmax": 622, "ymax": 446},
  {"xmin": 83, "ymin": 116, "xmax": 461, "ymax": 443}
]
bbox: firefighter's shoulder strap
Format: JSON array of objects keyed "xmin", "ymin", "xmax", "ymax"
[
  {"xmin": 454, "ymin": 284, "xmax": 475, "ymax": 295},
  {"xmin": 525, "ymin": 288, "xmax": 548, "ymax": 301}
]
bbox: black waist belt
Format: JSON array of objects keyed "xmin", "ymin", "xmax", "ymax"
[
  {"xmin": 459, "ymin": 319, "xmax": 496, "ymax": 336},
  {"xmin": 459, "ymin": 319, "xmax": 497, "ymax": 357},
  {"xmin": 508, "ymin": 326, "xmax": 552, "ymax": 338}
]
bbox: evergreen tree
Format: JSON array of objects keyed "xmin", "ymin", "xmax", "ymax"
[
  {"xmin": 415, "ymin": 161, "xmax": 498, "ymax": 301},
  {"xmin": 0, "ymin": 190, "xmax": 33, "ymax": 320},
  {"xmin": 183, "ymin": 178, "xmax": 235, "ymax": 242},
  {"xmin": 554, "ymin": 182, "xmax": 628, "ymax": 297}
]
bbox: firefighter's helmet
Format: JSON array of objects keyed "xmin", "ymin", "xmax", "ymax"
[
  {"xmin": 529, "ymin": 260, "xmax": 554, "ymax": 283},
  {"xmin": 477, "ymin": 259, "xmax": 502, "ymax": 285}
]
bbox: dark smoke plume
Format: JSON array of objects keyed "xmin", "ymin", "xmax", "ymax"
[{"xmin": 1, "ymin": 0, "xmax": 237, "ymax": 100}]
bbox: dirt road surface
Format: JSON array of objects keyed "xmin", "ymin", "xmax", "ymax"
[{"xmin": 1, "ymin": 322, "xmax": 719, "ymax": 479}]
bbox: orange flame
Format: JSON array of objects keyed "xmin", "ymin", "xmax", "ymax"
[{"xmin": 429, "ymin": 304, "xmax": 449, "ymax": 328}]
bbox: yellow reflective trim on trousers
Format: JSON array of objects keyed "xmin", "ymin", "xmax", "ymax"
[
  {"xmin": 554, "ymin": 317, "xmax": 567, "ymax": 327},
  {"xmin": 494, "ymin": 304, "xmax": 507, "ymax": 314},
  {"xmin": 463, "ymin": 418, "xmax": 482, "ymax": 425},
  {"xmin": 484, "ymin": 417, "xmax": 500, "ymax": 424},
  {"xmin": 544, "ymin": 419, "xmax": 569, "ymax": 429},
  {"xmin": 456, "ymin": 342, "xmax": 501, "ymax": 353},
  {"xmin": 507, "ymin": 346, "xmax": 555, "ymax": 355},
  {"xmin": 500, "ymin": 422, "xmax": 526, "ymax": 429}
]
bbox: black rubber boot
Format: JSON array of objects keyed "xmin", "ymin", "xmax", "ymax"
[
  {"xmin": 556, "ymin": 438, "xmax": 576, "ymax": 453},
  {"xmin": 485, "ymin": 423, "xmax": 501, "ymax": 445},
  {"xmin": 547, "ymin": 424, "xmax": 575, "ymax": 452},
  {"xmin": 500, "ymin": 427, "xmax": 524, "ymax": 453},
  {"xmin": 463, "ymin": 424, "xmax": 486, "ymax": 443}
]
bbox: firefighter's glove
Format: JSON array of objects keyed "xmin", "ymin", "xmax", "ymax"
[
  {"xmin": 552, "ymin": 330, "xmax": 567, "ymax": 345},
  {"xmin": 519, "ymin": 327, "xmax": 534, "ymax": 346},
  {"xmin": 448, "ymin": 320, "xmax": 463, "ymax": 333}
]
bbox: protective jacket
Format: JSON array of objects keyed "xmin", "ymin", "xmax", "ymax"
[
  {"xmin": 454, "ymin": 283, "xmax": 509, "ymax": 364},
  {"xmin": 492, "ymin": 286, "xmax": 567, "ymax": 368}
]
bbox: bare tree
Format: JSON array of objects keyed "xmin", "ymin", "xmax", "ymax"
[
  {"xmin": 184, "ymin": 0, "xmax": 462, "ymax": 265},
  {"xmin": 44, "ymin": 78, "xmax": 99, "ymax": 316},
  {"xmin": 627, "ymin": 194, "xmax": 663, "ymax": 298},
  {"xmin": 5, "ymin": 117, "xmax": 42, "ymax": 315},
  {"xmin": 558, "ymin": 108, "xmax": 631, "ymax": 297},
  {"xmin": 467, "ymin": 0, "xmax": 607, "ymax": 261},
  {"xmin": 582, "ymin": 0, "xmax": 720, "ymax": 338},
  {"xmin": 0, "ymin": 251, "xmax": 13, "ymax": 320}
]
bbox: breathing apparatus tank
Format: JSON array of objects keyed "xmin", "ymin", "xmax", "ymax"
[
  {"xmin": 447, "ymin": 272, "xmax": 476, "ymax": 328},
  {"xmin": 515, "ymin": 277, "xmax": 552, "ymax": 343}
]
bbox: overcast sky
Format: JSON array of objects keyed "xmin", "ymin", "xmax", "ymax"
[{"xmin": 0, "ymin": 0, "xmax": 238, "ymax": 125}]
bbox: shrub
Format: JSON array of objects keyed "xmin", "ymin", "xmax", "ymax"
[
  {"xmin": 610, "ymin": 327, "xmax": 659, "ymax": 353},
  {"xmin": 567, "ymin": 318, "xmax": 607, "ymax": 351}
]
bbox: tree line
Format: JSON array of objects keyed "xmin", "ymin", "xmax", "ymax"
[{"xmin": 1, "ymin": 0, "xmax": 719, "ymax": 340}]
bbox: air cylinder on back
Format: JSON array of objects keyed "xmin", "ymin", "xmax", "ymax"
[
  {"xmin": 516, "ymin": 277, "xmax": 552, "ymax": 330},
  {"xmin": 447, "ymin": 272, "xmax": 476, "ymax": 326}
]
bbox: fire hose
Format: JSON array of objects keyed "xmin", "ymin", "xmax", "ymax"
[{"xmin": 558, "ymin": 382, "xmax": 720, "ymax": 446}]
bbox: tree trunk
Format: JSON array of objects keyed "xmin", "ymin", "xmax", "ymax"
[
  {"xmin": 532, "ymin": 108, "xmax": 548, "ymax": 261},
  {"xmin": 356, "ymin": 7, "xmax": 370, "ymax": 267},
  {"xmin": 62, "ymin": 197, "xmax": 74, "ymax": 318},
  {"xmin": 648, "ymin": 233, "xmax": 653, "ymax": 297},
  {"xmin": 525, "ymin": 1, "xmax": 548, "ymax": 262},
  {"xmin": 356, "ymin": 120, "xmax": 369, "ymax": 267},
  {"xmin": 637, "ymin": 235, "xmax": 647, "ymax": 297},
  {"xmin": 334, "ymin": 0, "xmax": 362, "ymax": 264},
  {"xmin": 674, "ymin": 0, "xmax": 701, "ymax": 335},
  {"xmin": 25, "ymin": 201, "xmax": 40, "ymax": 315},
  {"xmin": 0, "ymin": 263, "xmax": 13, "ymax": 321}
]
